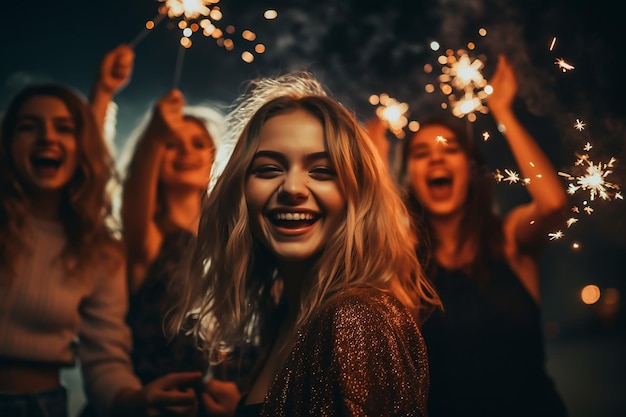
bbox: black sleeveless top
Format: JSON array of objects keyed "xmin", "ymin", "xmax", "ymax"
[
  {"xmin": 421, "ymin": 258, "xmax": 568, "ymax": 417},
  {"xmin": 126, "ymin": 229, "xmax": 208, "ymax": 383}
]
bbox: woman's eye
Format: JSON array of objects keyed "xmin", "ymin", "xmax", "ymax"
[
  {"xmin": 310, "ymin": 166, "xmax": 336, "ymax": 180},
  {"xmin": 56, "ymin": 124, "xmax": 75, "ymax": 134},
  {"xmin": 410, "ymin": 150, "xmax": 429, "ymax": 159},
  {"xmin": 193, "ymin": 139, "xmax": 207, "ymax": 149},
  {"xmin": 252, "ymin": 165, "xmax": 282, "ymax": 177},
  {"xmin": 15, "ymin": 122, "xmax": 36, "ymax": 133}
]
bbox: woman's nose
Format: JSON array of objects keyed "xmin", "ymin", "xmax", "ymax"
[
  {"xmin": 278, "ymin": 171, "xmax": 309, "ymax": 202},
  {"xmin": 38, "ymin": 122, "xmax": 58, "ymax": 143}
]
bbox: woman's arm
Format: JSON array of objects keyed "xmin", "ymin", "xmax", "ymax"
[
  {"xmin": 90, "ymin": 44, "xmax": 134, "ymax": 133},
  {"xmin": 488, "ymin": 55, "xmax": 567, "ymax": 252},
  {"xmin": 121, "ymin": 89, "xmax": 186, "ymax": 292}
]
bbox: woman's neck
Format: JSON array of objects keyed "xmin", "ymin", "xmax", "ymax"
[
  {"xmin": 276, "ymin": 257, "xmax": 318, "ymax": 321},
  {"xmin": 26, "ymin": 192, "xmax": 62, "ymax": 221},
  {"xmin": 429, "ymin": 211, "xmax": 475, "ymax": 269},
  {"xmin": 162, "ymin": 189, "xmax": 203, "ymax": 234}
]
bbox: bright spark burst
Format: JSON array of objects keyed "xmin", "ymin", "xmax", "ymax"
[
  {"xmin": 559, "ymin": 151, "xmax": 620, "ymax": 202},
  {"xmin": 483, "ymin": 131, "xmax": 490, "ymax": 141},
  {"xmin": 436, "ymin": 48, "xmax": 490, "ymax": 119},
  {"xmin": 156, "ymin": 0, "xmax": 273, "ymax": 62},
  {"xmin": 575, "ymin": 119, "xmax": 586, "ymax": 131},
  {"xmin": 435, "ymin": 135, "xmax": 448, "ymax": 145},
  {"xmin": 372, "ymin": 93, "xmax": 409, "ymax": 139},
  {"xmin": 583, "ymin": 142, "xmax": 592, "ymax": 151},
  {"xmin": 548, "ymin": 230, "xmax": 564, "ymax": 240},
  {"xmin": 566, "ymin": 217, "xmax": 578, "ymax": 227},
  {"xmin": 503, "ymin": 169, "xmax": 520, "ymax": 184},
  {"xmin": 555, "ymin": 58, "xmax": 575, "ymax": 72},
  {"xmin": 493, "ymin": 169, "xmax": 504, "ymax": 182}
]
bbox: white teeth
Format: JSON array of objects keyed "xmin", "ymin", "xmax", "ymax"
[{"xmin": 274, "ymin": 212, "xmax": 314, "ymax": 221}]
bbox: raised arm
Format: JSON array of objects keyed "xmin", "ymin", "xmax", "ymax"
[
  {"xmin": 90, "ymin": 44, "xmax": 134, "ymax": 132},
  {"xmin": 121, "ymin": 89, "xmax": 186, "ymax": 293},
  {"xmin": 487, "ymin": 55, "xmax": 567, "ymax": 252}
]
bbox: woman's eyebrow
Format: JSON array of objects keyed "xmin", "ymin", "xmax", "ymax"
[{"xmin": 252, "ymin": 150, "xmax": 329, "ymax": 163}]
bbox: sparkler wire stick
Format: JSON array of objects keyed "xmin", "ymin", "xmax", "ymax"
[
  {"xmin": 129, "ymin": 13, "xmax": 166, "ymax": 48},
  {"xmin": 173, "ymin": 43, "xmax": 186, "ymax": 89}
]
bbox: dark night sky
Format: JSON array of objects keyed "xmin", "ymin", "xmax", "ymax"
[{"xmin": 1, "ymin": 1, "xmax": 625, "ymax": 415}]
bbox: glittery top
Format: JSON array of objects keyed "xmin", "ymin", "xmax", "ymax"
[{"xmin": 253, "ymin": 287, "xmax": 429, "ymax": 417}]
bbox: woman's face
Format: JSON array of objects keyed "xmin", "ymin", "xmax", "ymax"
[
  {"xmin": 245, "ymin": 109, "xmax": 346, "ymax": 262},
  {"xmin": 10, "ymin": 95, "xmax": 78, "ymax": 196},
  {"xmin": 406, "ymin": 124, "xmax": 471, "ymax": 217},
  {"xmin": 159, "ymin": 118, "xmax": 215, "ymax": 191}
]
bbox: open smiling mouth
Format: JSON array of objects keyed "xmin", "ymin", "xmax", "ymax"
[
  {"xmin": 428, "ymin": 177, "xmax": 452, "ymax": 188},
  {"xmin": 269, "ymin": 212, "xmax": 320, "ymax": 229},
  {"xmin": 31, "ymin": 156, "xmax": 62, "ymax": 170}
]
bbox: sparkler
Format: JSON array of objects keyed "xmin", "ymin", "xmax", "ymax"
[
  {"xmin": 369, "ymin": 93, "xmax": 410, "ymax": 139},
  {"xmin": 552, "ymin": 119, "xmax": 622, "ymax": 244},
  {"xmin": 134, "ymin": 0, "xmax": 275, "ymax": 66},
  {"xmin": 435, "ymin": 47, "xmax": 490, "ymax": 121},
  {"xmin": 549, "ymin": 35, "xmax": 575, "ymax": 73},
  {"xmin": 558, "ymin": 152, "xmax": 620, "ymax": 202}
]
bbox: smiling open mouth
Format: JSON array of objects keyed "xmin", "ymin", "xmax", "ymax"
[
  {"xmin": 31, "ymin": 156, "xmax": 62, "ymax": 168},
  {"xmin": 270, "ymin": 212, "xmax": 319, "ymax": 229}
]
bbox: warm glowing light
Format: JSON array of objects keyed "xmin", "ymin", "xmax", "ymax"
[
  {"xmin": 575, "ymin": 118, "xmax": 585, "ymax": 131},
  {"xmin": 549, "ymin": 36, "xmax": 557, "ymax": 51},
  {"xmin": 408, "ymin": 121, "xmax": 420, "ymax": 132},
  {"xmin": 264, "ymin": 9, "xmax": 278, "ymax": 19},
  {"xmin": 372, "ymin": 93, "xmax": 410, "ymax": 139},
  {"xmin": 478, "ymin": 28, "xmax": 487, "ymax": 37},
  {"xmin": 555, "ymin": 58, "xmax": 575, "ymax": 72},
  {"xmin": 241, "ymin": 51, "xmax": 254, "ymax": 63},
  {"xmin": 548, "ymin": 230, "xmax": 563, "ymax": 240},
  {"xmin": 430, "ymin": 41, "xmax": 440, "ymax": 51},
  {"xmin": 155, "ymin": 0, "xmax": 272, "ymax": 62},
  {"xmin": 242, "ymin": 30, "xmax": 256, "ymax": 41},
  {"xmin": 581, "ymin": 285, "xmax": 601, "ymax": 305},
  {"xmin": 437, "ymin": 49, "xmax": 489, "ymax": 119},
  {"xmin": 503, "ymin": 169, "xmax": 520, "ymax": 184}
]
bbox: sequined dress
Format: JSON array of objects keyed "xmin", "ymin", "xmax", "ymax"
[
  {"xmin": 421, "ymin": 258, "xmax": 568, "ymax": 417},
  {"xmin": 235, "ymin": 287, "xmax": 430, "ymax": 417}
]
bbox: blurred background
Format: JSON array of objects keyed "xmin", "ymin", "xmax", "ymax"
[{"xmin": 1, "ymin": 0, "xmax": 624, "ymax": 416}]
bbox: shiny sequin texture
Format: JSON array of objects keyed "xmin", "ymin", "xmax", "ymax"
[{"xmin": 260, "ymin": 287, "xmax": 429, "ymax": 416}]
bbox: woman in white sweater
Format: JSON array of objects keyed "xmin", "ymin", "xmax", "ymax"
[{"xmin": 0, "ymin": 83, "xmax": 201, "ymax": 417}]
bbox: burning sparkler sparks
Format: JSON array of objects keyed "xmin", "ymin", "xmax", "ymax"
[
  {"xmin": 548, "ymin": 230, "xmax": 564, "ymax": 240},
  {"xmin": 433, "ymin": 44, "xmax": 490, "ymax": 121},
  {"xmin": 554, "ymin": 58, "xmax": 575, "ymax": 72},
  {"xmin": 369, "ymin": 93, "xmax": 409, "ymax": 139},
  {"xmin": 148, "ymin": 0, "xmax": 275, "ymax": 63},
  {"xmin": 559, "ymin": 152, "xmax": 620, "ymax": 202}
]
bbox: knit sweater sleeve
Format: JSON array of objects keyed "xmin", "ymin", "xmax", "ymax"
[{"xmin": 78, "ymin": 246, "xmax": 142, "ymax": 415}]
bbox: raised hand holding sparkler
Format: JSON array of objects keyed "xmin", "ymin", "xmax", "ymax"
[
  {"xmin": 90, "ymin": 43, "xmax": 135, "ymax": 151},
  {"xmin": 487, "ymin": 54, "xmax": 568, "ymax": 246}
]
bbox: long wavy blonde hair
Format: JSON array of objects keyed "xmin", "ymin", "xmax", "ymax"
[
  {"xmin": 0, "ymin": 83, "xmax": 118, "ymax": 281},
  {"xmin": 172, "ymin": 74, "xmax": 440, "ymax": 363}
]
